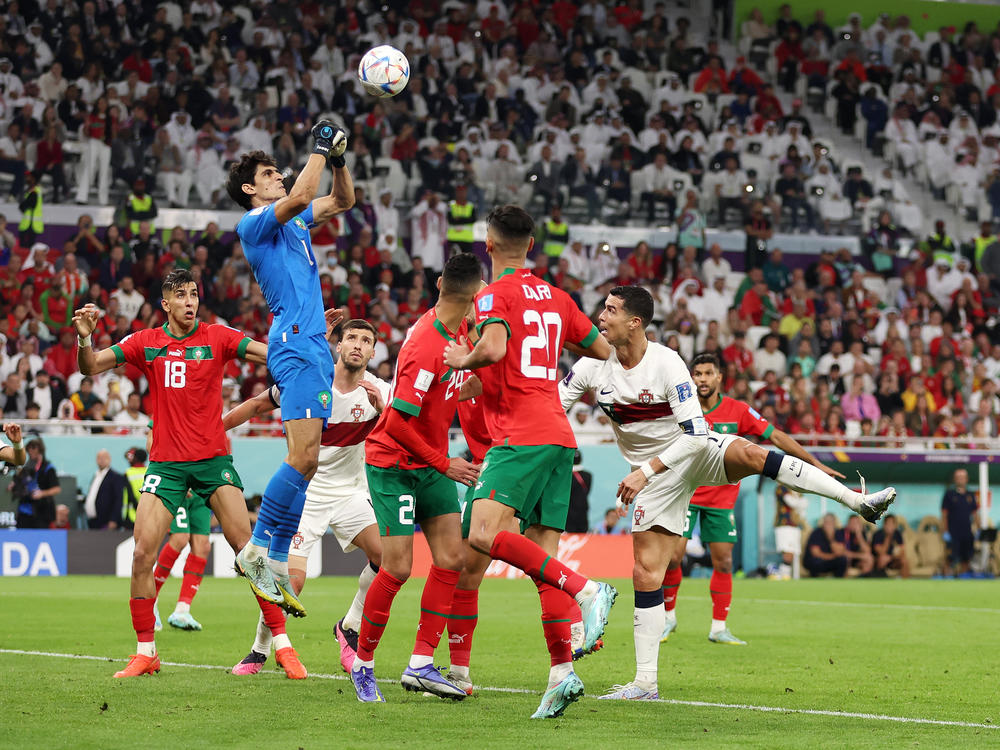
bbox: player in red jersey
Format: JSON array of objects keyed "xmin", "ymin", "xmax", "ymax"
[
  {"xmin": 661, "ymin": 351, "xmax": 846, "ymax": 645},
  {"xmin": 350, "ymin": 252, "xmax": 482, "ymax": 703},
  {"xmin": 73, "ymin": 269, "xmax": 295, "ymax": 678},
  {"xmin": 443, "ymin": 205, "xmax": 617, "ymax": 719}
]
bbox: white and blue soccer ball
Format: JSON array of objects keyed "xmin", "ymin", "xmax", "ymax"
[{"xmin": 358, "ymin": 45, "xmax": 410, "ymax": 98}]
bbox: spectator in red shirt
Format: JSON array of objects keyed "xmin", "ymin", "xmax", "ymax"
[
  {"xmin": 43, "ymin": 327, "xmax": 79, "ymax": 381},
  {"xmin": 35, "ymin": 125, "xmax": 67, "ymax": 203},
  {"xmin": 613, "ymin": 0, "xmax": 643, "ymax": 32},
  {"xmin": 550, "ymin": 0, "xmax": 578, "ymax": 34},
  {"xmin": 723, "ymin": 330, "xmax": 755, "ymax": 376},
  {"xmin": 693, "ymin": 57, "xmax": 729, "ymax": 94},
  {"xmin": 121, "ymin": 44, "xmax": 153, "ymax": 83},
  {"xmin": 728, "ymin": 56, "xmax": 764, "ymax": 96}
]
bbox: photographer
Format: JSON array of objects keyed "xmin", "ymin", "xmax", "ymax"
[{"xmin": 12, "ymin": 433, "xmax": 57, "ymax": 529}]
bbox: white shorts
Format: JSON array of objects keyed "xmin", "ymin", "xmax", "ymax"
[
  {"xmin": 774, "ymin": 525, "xmax": 803, "ymax": 554},
  {"xmin": 630, "ymin": 432, "xmax": 738, "ymax": 535},
  {"xmin": 289, "ymin": 485, "xmax": 377, "ymax": 559}
]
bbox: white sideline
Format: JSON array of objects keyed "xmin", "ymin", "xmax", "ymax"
[
  {"xmin": 678, "ymin": 595, "xmax": 1000, "ymax": 616},
  {"xmin": 1, "ymin": 648, "xmax": 995, "ymax": 730}
]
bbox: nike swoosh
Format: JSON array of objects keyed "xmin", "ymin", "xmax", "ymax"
[{"xmin": 599, "ymin": 387, "xmax": 614, "ymax": 395}]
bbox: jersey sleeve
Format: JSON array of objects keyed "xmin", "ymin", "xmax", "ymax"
[
  {"xmin": 559, "ymin": 357, "xmax": 596, "ymax": 411},
  {"xmin": 563, "ymin": 295, "xmax": 600, "ymax": 349},
  {"xmin": 237, "ymin": 203, "xmax": 281, "ymax": 245},
  {"xmin": 300, "ymin": 204, "xmax": 316, "ymax": 228},
  {"xmin": 474, "ymin": 287, "xmax": 512, "ymax": 338},
  {"xmin": 662, "ymin": 349, "xmax": 705, "ymax": 428},
  {"xmin": 390, "ymin": 347, "xmax": 436, "ymax": 417},
  {"xmin": 738, "ymin": 402, "xmax": 775, "ymax": 440},
  {"xmin": 214, "ymin": 324, "xmax": 253, "ymax": 360},
  {"xmin": 111, "ymin": 330, "xmax": 147, "ymax": 369}
]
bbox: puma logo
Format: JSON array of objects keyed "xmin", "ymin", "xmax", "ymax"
[
  {"xmin": 557, "ymin": 572, "xmax": 568, "ymax": 589},
  {"xmin": 449, "ymin": 634, "xmax": 467, "ymax": 644}
]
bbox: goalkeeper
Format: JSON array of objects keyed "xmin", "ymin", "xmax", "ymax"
[{"xmin": 224, "ymin": 121, "xmax": 352, "ymax": 618}]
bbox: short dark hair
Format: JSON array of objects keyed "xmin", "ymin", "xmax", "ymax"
[
  {"xmin": 162, "ymin": 268, "xmax": 194, "ymax": 297},
  {"xmin": 441, "ymin": 252, "xmax": 483, "ymax": 297},
  {"xmin": 487, "ymin": 205, "xmax": 534, "ymax": 241},
  {"xmin": 342, "ymin": 319, "xmax": 378, "ymax": 340},
  {"xmin": 226, "ymin": 150, "xmax": 277, "ymax": 210},
  {"xmin": 691, "ymin": 351, "xmax": 722, "ymax": 371},
  {"xmin": 609, "ymin": 285, "xmax": 654, "ymax": 328}
]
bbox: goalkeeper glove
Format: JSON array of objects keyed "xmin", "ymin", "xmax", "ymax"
[{"xmin": 311, "ymin": 121, "xmax": 348, "ymax": 167}]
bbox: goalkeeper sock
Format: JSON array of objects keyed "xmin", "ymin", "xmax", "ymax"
[
  {"xmin": 634, "ymin": 589, "xmax": 664, "ymax": 687},
  {"xmin": 153, "ymin": 544, "xmax": 180, "ymax": 597},
  {"xmin": 763, "ymin": 452, "xmax": 861, "ymax": 511},
  {"xmin": 262, "ymin": 467, "xmax": 306, "ymax": 561},
  {"xmin": 709, "ymin": 570, "xmax": 732, "ymax": 630}
]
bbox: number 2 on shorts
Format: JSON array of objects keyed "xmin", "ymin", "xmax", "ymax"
[{"xmin": 398, "ymin": 494, "xmax": 415, "ymax": 525}]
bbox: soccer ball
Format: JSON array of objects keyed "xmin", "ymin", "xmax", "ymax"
[{"xmin": 358, "ymin": 45, "xmax": 410, "ymax": 98}]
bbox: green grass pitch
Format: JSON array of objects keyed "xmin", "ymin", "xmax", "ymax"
[{"xmin": 1, "ymin": 575, "xmax": 998, "ymax": 749}]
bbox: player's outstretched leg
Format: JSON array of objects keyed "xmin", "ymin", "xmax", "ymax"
[
  {"xmin": 267, "ymin": 483, "xmax": 309, "ymax": 617},
  {"xmin": 661, "ymin": 566, "xmax": 681, "ymax": 642},
  {"xmin": 234, "ymin": 545, "xmax": 283, "ymax": 605},
  {"xmin": 336, "ymin": 561, "xmax": 378, "ymax": 673},
  {"xmin": 529, "ymin": 577, "xmax": 585, "ymax": 717},
  {"xmin": 232, "ymin": 613, "xmax": 272, "ymax": 676},
  {"xmin": 168, "ymin": 553, "xmax": 206, "ymax": 631},
  {"xmin": 401, "ymin": 565, "xmax": 466, "ymax": 700},
  {"xmin": 758, "ymin": 451, "xmax": 896, "ymax": 522}
]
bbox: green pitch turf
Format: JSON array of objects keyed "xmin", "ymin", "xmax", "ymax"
[{"xmin": 1, "ymin": 576, "xmax": 998, "ymax": 749}]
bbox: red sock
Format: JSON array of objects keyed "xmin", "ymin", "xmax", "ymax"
[
  {"xmin": 357, "ymin": 568, "xmax": 404, "ymax": 661},
  {"xmin": 255, "ymin": 595, "xmax": 286, "ymax": 636},
  {"xmin": 413, "ymin": 565, "xmax": 460, "ymax": 657},
  {"xmin": 534, "ymin": 578, "xmax": 573, "ymax": 666},
  {"xmin": 178, "ymin": 554, "xmax": 207, "ymax": 605},
  {"xmin": 662, "ymin": 567, "xmax": 682, "ymax": 612},
  {"xmin": 153, "ymin": 544, "xmax": 180, "ymax": 597},
  {"xmin": 446, "ymin": 587, "xmax": 479, "ymax": 668},
  {"xmin": 710, "ymin": 570, "xmax": 733, "ymax": 622},
  {"xmin": 489, "ymin": 531, "xmax": 587, "ymax": 597},
  {"xmin": 129, "ymin": 598, "xmax": 156, "ymax": 643}
]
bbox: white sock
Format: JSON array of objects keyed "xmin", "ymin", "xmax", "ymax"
[
  {"xmin": 778, "ymin": 563, "xmax": 792, "ymax": 578},
  {"xmin": 252, "ymin": 613, "xmax": 273, "ymax": 655},
  {"xmin": 408, "ymin": 654, "xmax": 433, "ymax": 669},
  {"xmin": 136, "ymin": 640, "xmax": 156, "ymax": 657},
  {"xmin": 273, "ymin": 633, "xmax": 292, "ymax": 651},
  {"xmin": 269, "ymin": 559, "xmax": 289, "ymax": 577},
  {"xmin": 352, "ymin": 655, "xmax": 374, "ymax": 671},
  {"xmin": 634, "ymin": 605, "xmax": 663, "ymax": 687},
  {"xmin": 664, "ymin": 609, "xmax": 677, "ymax": 626},
  {"xmin": 776, "ymin": 456, "xmax": 861, "ymax": 511},
  {"xmin": 243, "ymin": 543, "xmax": 268, "ymax": 560},
  {"xmin": 173, "ymin": 602, "xmax": 190, "ymax": 615},
  {"xmin": 548, "ymin": 661, "xmax": 573, "ymax": 687},
  {"xmin": 344, "ymin": 563, "xmax": 377, "ymax": 632},
  {"xmin": 574, "ymin": 580, "xmax": 599, "ymax": 605},
  {"xmin": 449, "ymin": 664, "xmax": 470, "ymax": 680},
  {"xmin": 710, "ymin": 618, "xmax": 727, "ymax": 635}
]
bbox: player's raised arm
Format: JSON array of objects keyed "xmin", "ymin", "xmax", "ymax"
[
  {"xmin": 0, "ymin": 423, "xmax": 26, "ymax": 466},
  {"xmin": 73, "ymin": 304, "xmax": 121, "ymax": 375},
  {"xmin": 223, "ymin": 386, "xmax": 278, "ymax": 431},
  {"xmin": 444, "ymin": 322, "xmax": 508, "ymax": 370},
  {"xmin": 311, "ymin": 127, "xmax": 355, "ymax": 224}
]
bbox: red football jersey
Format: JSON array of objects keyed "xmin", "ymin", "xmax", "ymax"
[
  {"xmin": 474, "ymin": 268, "xmax": 599, "ymax": 448},
  {"xmin": 112, "ymin": 322, "xmax": 252, "ymax": 462},
  {"xmin": 458, "ymin": 395, "xmax": 491, "ymax": 463},
  {"xmin": 690, "ymin": 395, "xmax": 774, "ymax": 510},
  {"xmin": 366, "ymin": 309, "xmax": 468, "ymax": 470}
]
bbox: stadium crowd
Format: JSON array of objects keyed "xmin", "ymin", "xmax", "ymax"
[{"xmin": 0, "ymin": 1, "xmax": 998, "ymax": 452}]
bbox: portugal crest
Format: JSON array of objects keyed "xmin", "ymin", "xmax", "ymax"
[
  {"xmin": 351, "ymin": 403, "xmax": 364, "ymax": 422},
  {"xmin": 638, "ymin": 389, "xmax": 653, "ymax": 404},
  {"xmin": 634, "ymin": 506, "xmax": 645, "ymax": 524}
]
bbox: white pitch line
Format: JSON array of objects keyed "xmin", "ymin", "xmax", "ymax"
[
  {"xmin": 677, "ymin": 595, "xmax": 1000, "ymax": 615},
  {"xmin": 0, "ymin": 648, "xmax": 995, "ymax": 729}
]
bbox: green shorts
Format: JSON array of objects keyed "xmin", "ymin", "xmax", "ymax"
[
  {"xmin": 169, "ymin": 491, "xmax": 212, "ymax": 536},
  {"xmin": 366, "ymin": 464, "xmax": 460, "ymax": 537},
  {"xmin": 683, "ymin": 504, "xmax": 738, "ymax": 544},
  {"xmin": 471, "ymin": 445, "xmax": 574, "ymax": 532},
  {"xmin": 461, "ymin": 482, "xmax": 475, "ymax": 539},
  {"xmin": 141, "ymin": 456, "xmax": 243, "ymax": 532}
]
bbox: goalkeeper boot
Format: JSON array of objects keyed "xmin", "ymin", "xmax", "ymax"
[
  {"xmin": 114, "ymin": 652, "xmax": 161, "ymax": 678},
  {"xmin": 401, "ymin": 664, "xmax": 467, "ymax": 700},
  {"xmin": 351, "ymin": 665, "xmax": 385, "ymax": 703},
  {"xmin": 857, "ymin": 474, "xmax": 897, "ymax": 523},
  {"xmin": 231, "ymin": 651, "xmax": 267, "ymax": 676},
  {"xmin": 335, "ymin": 618, "xmax": 359, "ymax": 673},
  {"xmin": 275, "ymin": 646, "xmax": 307, "ymax": 679},
  {"xmin": 708, "ymin": 628, "xmax": 747, "ymax": 645},
  {"xmin": 578, "ymin": 582, "xmax": 618, "ymax": 653},
  {"xmin": 272, "ymin": 568, "xmax": 307, "ymax": 619},
  {"xmin": 530, "ymin": 672, "xmax": 585, "ymax": 719},
  {"xmin": 167, "ymin": 611, "xmax": 202, "ymax": 631},
  {"xmin": 597, "ymin": 681, "xmax": 659, "ymax": 701},
  {"xmin": 234, "ymin": 547, "xmax": 283, "ymax": 605}
]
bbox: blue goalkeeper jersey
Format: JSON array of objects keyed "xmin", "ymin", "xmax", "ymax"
[{"xmin": 237, "ymin": 202, "xmax": 325, "ymax": 340}]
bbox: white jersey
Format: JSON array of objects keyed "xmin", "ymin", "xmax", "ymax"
[
  {"xmin": 559, "ymin": 342, "xmax": 704, "ymax": 466},
  {"xmin": 270, "ymin": 373, "xmax": 390, "ymax": 495}
]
